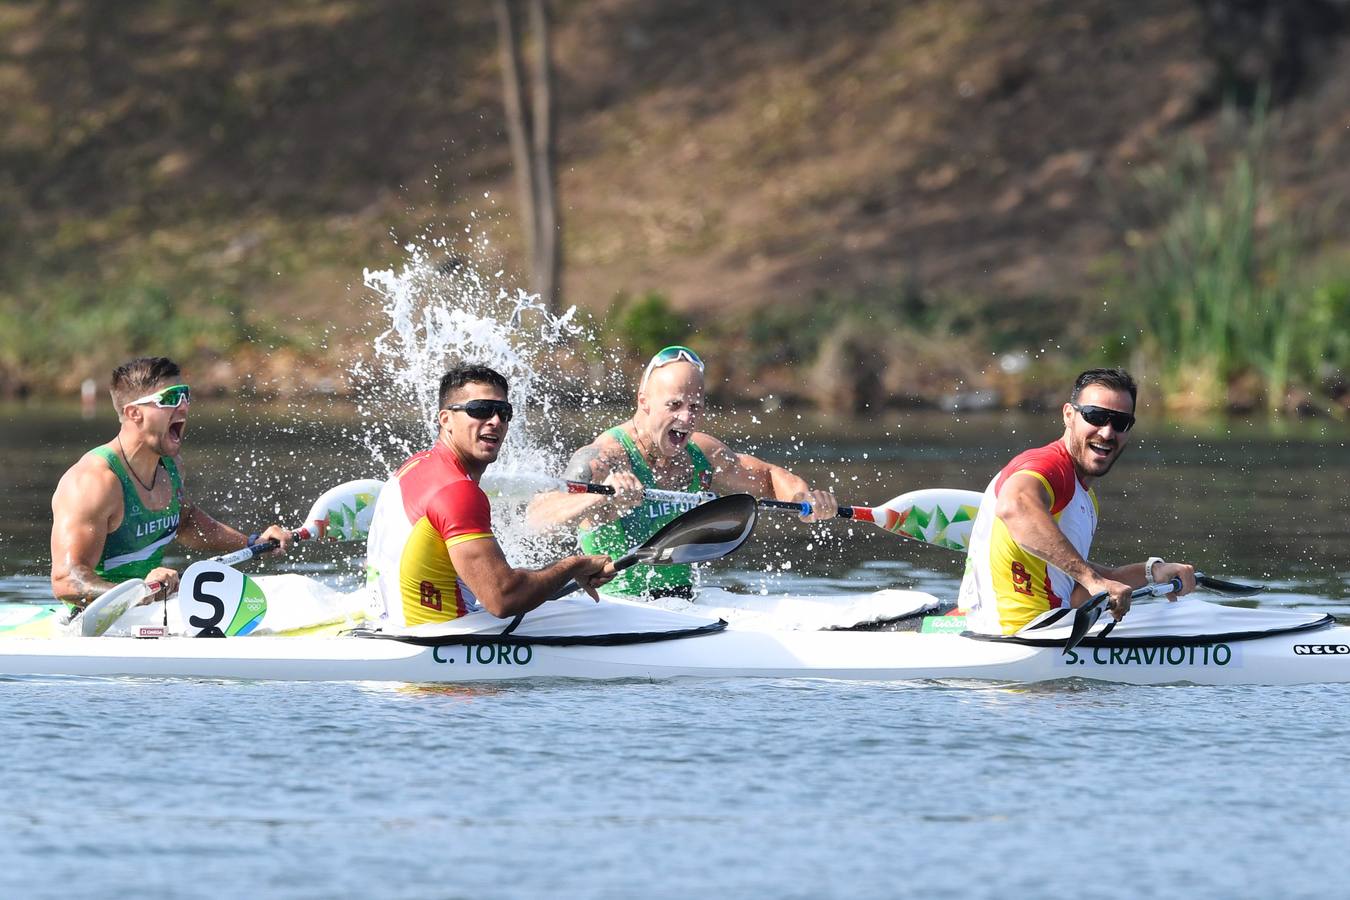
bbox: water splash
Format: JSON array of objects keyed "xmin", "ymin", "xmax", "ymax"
[{"xmin": 352, "ymin": 238, "xmax": 591, "ymax": 566}]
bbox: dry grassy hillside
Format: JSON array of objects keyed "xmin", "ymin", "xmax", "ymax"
[{"xmin": 2, "ymin": 0, "xmax": 1347, "ymax": 404}]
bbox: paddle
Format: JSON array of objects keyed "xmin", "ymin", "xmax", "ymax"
[
  {"xmin": 500, "ymin": 473, "xmax": 1264, "ymax": 605},
  {"xmin": 1192, "ymin": 573, "xmax": 1264, "ymax": 596},
  {"xmin": 1057, "ymin": 573, "xmax": 1265, "ymax": 654},
  {"xmin": 488, "ymin": 472, "xmax": 982, "ymax": 553},
  {"xmin": 688, "ymin": 486, "xmax": 983, "ymax": 552},
  {"xmin": 481, "ymin": 472, "xmax": 715, "ymax": 508},
  {"xmin": 540, "ymin": 493, "xmax": 759, "ymax": 605},
  {"xmin": 80, "ymin": 478, "xmax": 384, "ymax": 637}
]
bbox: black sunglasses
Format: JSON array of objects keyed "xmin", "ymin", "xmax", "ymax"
[
  {"xmin": 1071, "ymin": 402, "xmax": 1135, "ymax": 433},
  {"xmin": 444, "ymin": 399, "xmax": 514, "ymax": 422}
]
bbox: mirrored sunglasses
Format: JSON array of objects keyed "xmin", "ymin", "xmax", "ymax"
[
  {"xmin": 1071, "ymin": 402, "xmax": 1135, "ymax": 433},
  {"xmin": 640, "ymin": 345, "xmax": 705, "ymax": 388},
  {"xmin": 128, "ymin": 384, "xmax": 191, "ymax": 408},
  {"xmin": 444, "ymin": 399, "xmax": 514, "ymax": 422}
]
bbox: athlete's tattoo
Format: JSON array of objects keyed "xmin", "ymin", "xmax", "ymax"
[
  {"xmin": 61, "ymin": 566, "xmax": 114, "ymax": 607},
  {"xmin": 564, "ymin": 447, "xmax": 605, "ymax": 483}
]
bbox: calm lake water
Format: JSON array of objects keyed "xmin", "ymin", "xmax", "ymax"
[{"xmin": 2, "ymin": 402, "xmax": 1348, "ymax": 898}]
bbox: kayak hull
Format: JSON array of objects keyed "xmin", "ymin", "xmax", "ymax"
[{"xmin": 3, "ymin": 625, "xmax": 1349, "ymax": 685}]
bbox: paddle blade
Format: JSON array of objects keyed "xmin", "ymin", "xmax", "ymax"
[
  {"xmin": 543, "ymin": 494, "xmax": 759, "ymax": 603},
  {"xmin": 81, "ymin": 579, "xmax": 151, "ymax": 637},
  {"xmin": 1062, "ymin": 592, "xmax": 1108, "ymax": 654},
  {"xmin": 176, "ymin": 561, "xmax": 269, "ymax": 637},
  {"xmin": 1019, "ymin": 605, "xmax": 1074, "ymax": 633},
  {"xmin": 630, "ymin": 493, "xmax": 758, "ymax": 566},
  {"xmin": 864, "ymin": 488, "xmax": 982, "ymax": 551},
  {"xmin": 302, "ymin": 478, "xmax": 383, "ymax": 541},
  {"xmin": 1196, "ymin": 573, "xmax": 1264, "ymax": 596}
]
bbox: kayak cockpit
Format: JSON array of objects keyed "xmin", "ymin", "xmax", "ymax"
[
  {"xmin": 964, "ymin": 597, "xmax": 1336, "ymax": 648},
  {"xmin": 358, "ymin": 595, "xmax": 728, "ymax": 647}
]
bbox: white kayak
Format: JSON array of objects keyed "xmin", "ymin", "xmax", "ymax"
[
  {"xmin": 639, "ymin": 585, "xmax": 939, "ymax": 630},
  {"xmin": 0, "ymin": 578, "xmax": 936, "ymax": 639},
  {"xmin": 1, "ymin": 590, "xmax": 1346, "ymax": 686}
]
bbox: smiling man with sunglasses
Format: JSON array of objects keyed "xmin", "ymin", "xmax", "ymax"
[
  {"xmin": 526, "ymin": 345, "xmax": 838, "ymax": 599},
  {"xmin": 365, "ymin": 364, "xmax": 616, "ymax": 628},
  {"xmin": 50, "ymin": 356, "xmax": 293, "ymax": 612},
  {"xmin": 959, "ymin": 367, "xmax": 1198, "ymax": 635}
]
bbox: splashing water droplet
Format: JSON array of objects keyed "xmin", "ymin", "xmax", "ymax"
[{"xmin": 353, "ymin": 239, "xmax": 599, "ymax": 566}]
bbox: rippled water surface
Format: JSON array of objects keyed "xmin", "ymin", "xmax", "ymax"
[{"xmin": 2, "ymin": 403, "xmax": 1348, "ymax": 898}]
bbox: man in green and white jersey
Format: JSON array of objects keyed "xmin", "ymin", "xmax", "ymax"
[
  {"xmin": 527, "ymin": 345, "xmax": 837, "ymax": 598},
  {"xmin": 50, "ymin": 356, "xmax": 292, "ymax": 611}
]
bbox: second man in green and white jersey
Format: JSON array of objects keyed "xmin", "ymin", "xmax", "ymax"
[{"xmin": 527, "ymin": 346, "xmax": 837, "ymax": 598}]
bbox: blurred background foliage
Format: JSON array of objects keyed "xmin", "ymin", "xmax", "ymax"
[{"xmin": 2, "ymin": 0, "xmax": 1348, "ymax": 415}]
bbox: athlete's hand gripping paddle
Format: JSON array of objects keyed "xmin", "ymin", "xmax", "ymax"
[
  {"xmin": 82, "ymin": 478, "xmax": 383, "ymax": 637},
  {"xmin": 1053, "ymin": 573, "xmax": 1268, "ymax": 654},
  {"xmin": 491, "ymin": 472, "xmax": 981, "ymax": 553}
]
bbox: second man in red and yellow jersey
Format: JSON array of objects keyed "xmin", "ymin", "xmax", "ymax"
[{"xmin": 959, "ymin": 368, "xmax": 1199, "ymax": 635}]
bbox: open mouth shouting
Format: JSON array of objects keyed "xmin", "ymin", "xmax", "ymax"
[{"xmin": 164, "ymin": 417, "xmax": 187, "ymax": 452}]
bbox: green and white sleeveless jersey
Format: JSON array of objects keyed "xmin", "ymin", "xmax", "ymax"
[
  {"xmin": 578, "ymin": 428, "xmax": 713, "ymax": 598},
  {"xmin": 89, "ymin": 446, "xmax": 183, "ymax": 583}
]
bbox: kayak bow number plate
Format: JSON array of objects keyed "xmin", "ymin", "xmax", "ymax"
[{"xmin": 177, "ymin": 561, "xmax": 269, "ymax": 637}]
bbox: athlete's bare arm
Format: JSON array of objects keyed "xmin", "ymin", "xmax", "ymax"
[
  {"xmin": 694, "ymin": 434, "xmax": 838, "ymax": 522},
  {"xmin": 173, "ymin": 460, "xmax": 250, "ymax": 552},
  {"xmin": 994, "ymin": 472, "xmax": 1135, "ymax": 617},
  {"xmin": 449, "ymin": 537, "xmax": 616, "ymax": 617},
  {"xmin": 525, "ymin": 438, "xmax": 644, "ymax": 531},
  {"xmin": 174, "ymin": 460, "xmax": 291, "ymax": 554},
  {"xmin": 49, "ymin": 458, "xmax": 125, "ymax": 605}
]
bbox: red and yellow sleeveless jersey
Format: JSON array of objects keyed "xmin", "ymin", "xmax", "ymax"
[
  {"xmin": 365, "ymin": 442, "xmax": 494, "ymax": 627},
  {"xmin": 958, "ymin": 440, "xmax": 1098, "ymax": 634}
]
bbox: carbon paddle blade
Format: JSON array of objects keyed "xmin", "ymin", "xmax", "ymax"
[
  {"xmin": 302, "ymin": 478, "xmax": 384, "ymax": 541},
  {"xmin": 546, "ymin": 494, "xmax": 759, "ymax": 603},
  {"xmin": 1021, "ymin": 606, "xmax": 1074, "ymax": 632},
  {"xmin": 1062, "ymin": 592, "xmax": 1108, "ymax": 655},
  {"xmin": 864, "ymin": 488, "xmax": 983, "ymax": 552},
  {"xmin": 630, "ymin": 493, "xmax": 758, "ymax": 566},
  {"xmin": 81, "ymin": 579, "xmax": 152, "ymax": 637},
  {"xmin": 1196, "ymin": 573, "xmax": 1264, "ymax": 597}
]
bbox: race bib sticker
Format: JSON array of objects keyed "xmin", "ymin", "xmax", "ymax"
[{"xmin": 178, "ymin": 561, "xmax": 268, "ymax": 637}]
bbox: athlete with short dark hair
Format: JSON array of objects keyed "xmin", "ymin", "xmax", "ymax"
[
  {"xmin": 50, "ymin": 356, "xmax": 292, "ymax": 610},
  {"xmin": 365, "ymin": 364, "xmax": 615, "ymax": 627},
  {"xmin": 959, "ymin": 367, "xmax": 1198, "ymax": 634}
]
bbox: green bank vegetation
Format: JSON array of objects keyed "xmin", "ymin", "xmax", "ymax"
[
  {"xmin": 580, "ymin": 100, "xmax": 1350, "ymax": 416},
  {"xmin": 8, "ymin": 100, "xmax": 1348, "ymax": 417},
  {"xmin": 0, "ymin": 216, "xmax": 357, "ymax": 395},
  {"xmin": 1111, "ymin": 103, "xmax": 1349, "ymax": 416}
]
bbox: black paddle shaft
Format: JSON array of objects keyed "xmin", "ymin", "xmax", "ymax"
[{"xmin": 1061, "ymin": 572, "xmax": 1266, "ymax": 653}]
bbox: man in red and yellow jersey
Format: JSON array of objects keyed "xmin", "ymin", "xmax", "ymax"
[
  {"xmin": 959, "ymin": 368, "xmax": 1198, "ymax": 635},
  {"xmin": 366, "ymin": 365, "xmax": 615, "ymax": 628}
]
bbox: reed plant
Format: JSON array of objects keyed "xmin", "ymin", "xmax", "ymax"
[{"xmin": 1119, "ymin": 101, "xmax": 1346, "ymax": 414}]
